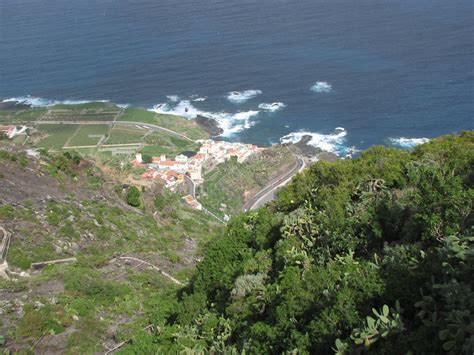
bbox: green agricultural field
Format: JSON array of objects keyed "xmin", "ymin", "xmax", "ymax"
[
  {"xmin": 153, "ymin": 113, "xmax": 208, "ymax": 140},
  {"xmin": 0, "ymin": 108, "xmax": 47, "ymax": 123},
  {"xmin": 119, "ymin": 107, "xmax": 208, "ymax": 140},
  {"xmin": 141, "ymin": 145, "xmax": 173, "ymax": 157},
  {"xmin": 119, "ymin": 107, "xmax": 156, "ymax": 124},
  {"xmin": 105, "ymin": 127, "xmax": 145, "ymax": 144},
  {"xmin": 67, "ymin": 124, "xmax": 110, "ymax": 147},
  {"xmin": 51, "ymin": 102, "xmax": 116, "ymax": 110},
  {"xmin": 42, "ymin": 102, "xmax": 121, "ymax": 122},
  {"xmin": 37, "ymin": 124, "xmax": 79, "ymax": 149},
  {"xmin": 141, "ymin": 132, "xmax": 199, "ymax": 158}
]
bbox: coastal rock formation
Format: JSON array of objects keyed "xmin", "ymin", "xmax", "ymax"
[{"xmin": 195, "ymin": 115, "xmax": 223, "ymax": 137}]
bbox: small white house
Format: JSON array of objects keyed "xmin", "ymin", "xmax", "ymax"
[{"xmin": 175, "ymin": 154, "xmax": 188, "ymax": 163}]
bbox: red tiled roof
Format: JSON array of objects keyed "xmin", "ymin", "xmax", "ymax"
[{"xmin": 132, "ymin": 160, "xmax": 146, "ymax": 168}]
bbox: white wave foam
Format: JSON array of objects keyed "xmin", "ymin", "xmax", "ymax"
[
  {"xmin": 116, "ymin": 103, "xmax": 130, "ymax": 109},
  {"xmin": 166, "ymin": 95, "xmax": 180, "ymax": 102},
  {"xmin": 280, "ymin": 127, "xmax": 348, "ymax": 155},
  {"xmin": 190, "ymin": 94, "xmax": 207, "ymax": 102},
  {"xmin": 227, "ymin": 90, "xmax": 262, "ymax": 103},
  {"xmin": 311, "ymin": 81, "xmax": 332, "ymax": 93},
  {"xmin": 150, "ymin": 100, "xmax": 260, "ymax": 136},
  {"xmin": 388, "ymin": 137, "xmax": 430, "ymax": 148},
  {"xmin": 258, "ymin": 102, "xmax": 286, "ymax": 112},
  {"xmin": 2, "ymin": 96, "xmax": 108, "ymax": 108}
]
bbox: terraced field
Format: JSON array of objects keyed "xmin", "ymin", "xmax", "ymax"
[
  {"xmin": 68, "ymin": 124, "xmax": 110, "ymax": 146},
  {"xmin": 119, "ymin": 108, "xmax": 208, "ymax": 140},
  {"xmin": 105, "ymin": 126, "xmax": 145, "ymax": 144},
  {"xmin": 37, "ymin": 124, "xmax": 80, "ymax": 149},
  {"xmin": 0, "ymin": 108, "xmax": 47, "ymax": 122}
]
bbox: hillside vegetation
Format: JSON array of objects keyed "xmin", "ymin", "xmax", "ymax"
[
  {"xmin": 199, "ymin": 146, "xmax": 297, "ymax": 218},
  {"xmin": 0, "ymin": 144, "xmax": 221, "ymax": 353},
  {"xmin": 120, "ymin": 131, "xmax": 474, "ymax": 354}
]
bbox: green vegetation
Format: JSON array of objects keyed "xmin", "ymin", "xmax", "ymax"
[
  {"xmin": 118, "ymin": 107, "xmax": 157, "ymax": 124},
  {"xmin": 119, "ymin": 108, "xmax": 208, "ymax": 140},
  {"xmin": 0, "ymin": 146, "xmax": 222, "ymax": 352},
  {"xmin": 2, "ymin": 131, "xmax": 473, "ymax": 353},
  {"xmin": 51, "ymin": 102, "xmax": 115, "ymax": 110},
  {"xmin": 44, "ymin": 102, "xmax": 120, "ymax": 121},
  {"xmin": 68, "ymin": 124, "xmax": 110, "ymax": 146},
  {"xmin": 0, "ymin": 108, "xmax": 47, "ymax": 122},
  {"xmin": 142, "ymin": 153, "xmax": 152, "ymax": 164},
  {"xmin": 105, "ymin": 127, "xmax": 145, "ymax": 144},
  {"xmin": 120, "ymin": 131, "xmax": 474, "ymax": 354},
  {"xmin": 37, "ymin": 124, "xmax": 79, "ymax": 149},
  {"xmin": 142, "ymin": 133, "xmax": 199, "ymax": 158},
  {"xmin": 126, "ymin": 186, "xmax": 141, "ymax": 207},
  {"xmin": 199, "ymin": 146, "xmax": 296, "ymax": 217}
]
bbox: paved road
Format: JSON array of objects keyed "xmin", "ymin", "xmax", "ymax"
[
  {"xmin": 36, "ymin": 120, "xmax": 196, "ymax": 143},
  {"xmin": 243, "ymin": 157, "xmax": 305, "ymax": 211},
  {"xmin": 0, "ymin": 226, "xmax": 11, "ymax": 262},
  {"xmin": 184, "ymin": 175, "xmax": 196, "ymax": 197},
  {"xmin": 0, "ymin": 226, "xmax": 11, "ymax": 279}
]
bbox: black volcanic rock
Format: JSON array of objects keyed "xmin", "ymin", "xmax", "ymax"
[
  {"xmin": 0, "ymin": 100, "xmax": 31, "ymax": 110},
  {"xmin": 195, "ymin": 115, "xmax": 223, "ymax": 137}
]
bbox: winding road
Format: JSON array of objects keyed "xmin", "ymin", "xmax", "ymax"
[
  {"xmin": 0, "ymin": 226, "xmax": 11, "ymax": 279},
  {"xmin": 243, "ymin": 156, "xmax": 305, "ymax": 211}
]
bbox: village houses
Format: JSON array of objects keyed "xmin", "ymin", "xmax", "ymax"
[{"xmin": 133, "ymin": 140, "xmax": 264, "ymax": 196}]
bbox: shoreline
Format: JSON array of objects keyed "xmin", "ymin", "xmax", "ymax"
[{"xmin": 1, "ymin": 97, "xmax": 432, "ymax": 153}]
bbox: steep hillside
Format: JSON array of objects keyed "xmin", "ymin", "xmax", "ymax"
[
  {"xmin": 198, "ymin": 146, "xmax": 298, "ymax": 218},
  {"xmin": 120, "ymin": 131, "xmax": 474, "ymax": 354},
  {"xmin": 0, "ymin": 144, "xmax": 221, "ymax": 353}
]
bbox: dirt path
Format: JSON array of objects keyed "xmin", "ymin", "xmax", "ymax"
[
  {"xmin": 0, "ymin": 225, "xmax": 11, "ymax": 262},
  {"xmin": 118, "ymin": 256, "xmax": 184, "ymax": 286},
  {"xmin": 63, "ymin": 125, "xmax": 82, "ymax": 148}
]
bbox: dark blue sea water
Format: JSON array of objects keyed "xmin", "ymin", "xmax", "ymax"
[{"xmin": 1, "ymin": 0, "xmax": 473, "ymax": 153}]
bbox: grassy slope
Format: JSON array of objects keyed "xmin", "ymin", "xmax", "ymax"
[
  {"xmin": 68, "ymin": 124, "xmax": 110, "ymax": 146},
  {"xmin": 105, "ymin": 127, "xmax": 146, "ymax": 145},
  {"xmin": 36, "ymin": 124, "xmax": 79, "ymax": 149},
  {"xmin": 0, "ymin": 145, "xmax": 221, "ymax": 353},
  {"xmin": 199, "ymin": 146, "xmax": 297, "ymax": 218},
  {"xmin": 119, "ymin": 108, "xmax": 208, "ymax": 140},
  {"xmin": 0, "ymin": 108, "xmax": 47, "ymax": 122}
]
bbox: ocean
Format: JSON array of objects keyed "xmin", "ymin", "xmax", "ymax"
[{"xmin": 1, "ymin": 0, "xmax": 473, "ymax": 154}]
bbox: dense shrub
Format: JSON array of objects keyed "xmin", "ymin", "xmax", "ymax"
[
  {"xmin": 123, "ymin": 132, "xmax": 474, "ymax": 354},
  {"xmin": 126, "ymin": 186, "xmax": 141, "ymax": 207}
]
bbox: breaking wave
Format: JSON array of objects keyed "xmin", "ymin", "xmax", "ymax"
[
  {"xmin": 1, "ymin": 96, "xmax": 108, "ymax": 107},
  {"xmin": 227, "ymin": 90, "xmax": 262, "ymax": 103},
  {"xmin": 150, "ymin": 100, "xmax": 260, "ymax": 137},
  {"xmin": 310, "ymin": 81, "xmax": 332, "ymax": 93},
  {"xmin": 388, "ymin": 137, "xmax": 430, "ymax": 148},
  {"xmin": 258, "ymin": 102, "xmax": 286, "ymax": 112},
  {"xmin": 280, "ymin": 127, "xmax": 348, "ymax": 155},
  {"xmin": 166, "ymin": 95, "xmax": 180, "ymax": 102}
]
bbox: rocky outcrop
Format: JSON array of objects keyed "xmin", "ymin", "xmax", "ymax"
[{"xmin": 195, "ymin": 115, "xmax": 223, "ymax": 137}]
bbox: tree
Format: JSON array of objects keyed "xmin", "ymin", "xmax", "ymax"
[
  {"xmin": 126, "ymin": 186, "xmax": 141, "ymax": 207},
  {"xmin": 141, "ymin": 154, "xmax": 152, "ymax": 164}
]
